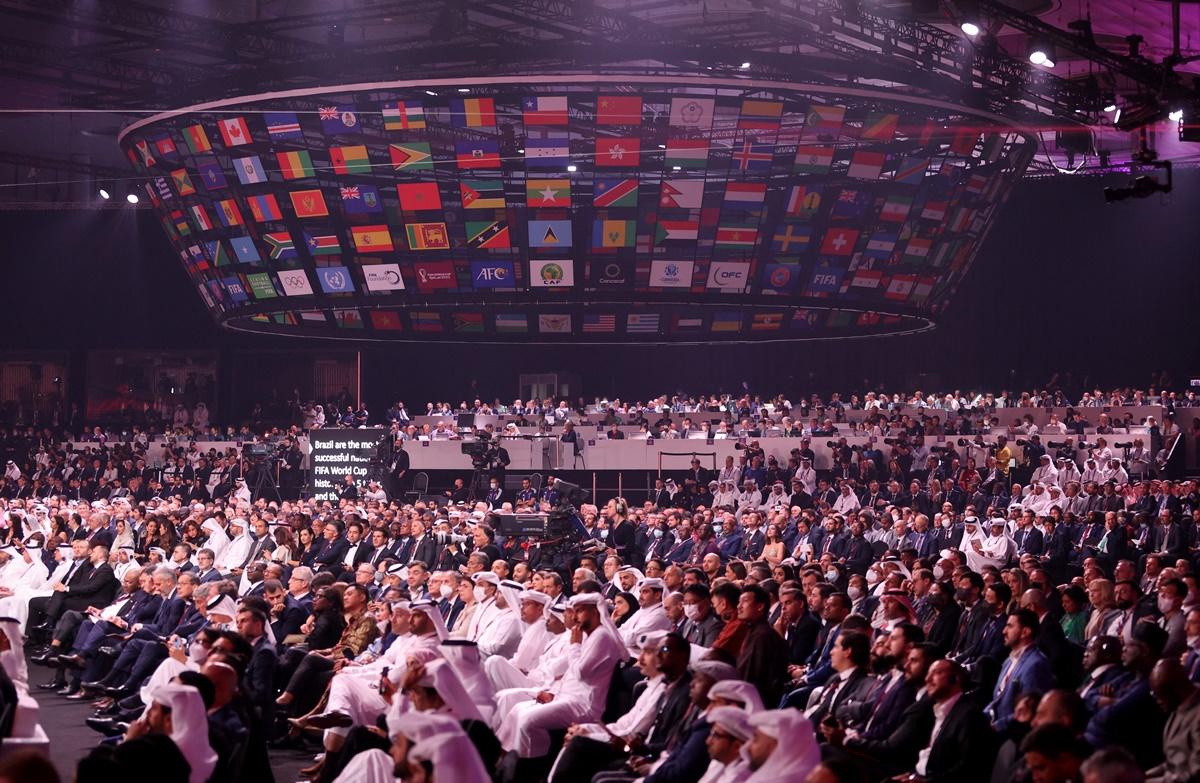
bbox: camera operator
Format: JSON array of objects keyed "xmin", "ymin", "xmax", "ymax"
[
  {"xmin": 277, "ymin": 436, "xmax": 303, "ymax": 498},
  {"xmin": 387, "ymin": 427, "xmax": 410, "ymax": 500}
]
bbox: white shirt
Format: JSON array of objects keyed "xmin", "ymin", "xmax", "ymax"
[
  {"xmin": 619, "ymin": 602, "xmax": 673, "ymax": 657},
  {"xmin": 916, "ymin": 692, "xmax": 962, "ymax": 775},
  {"xmin": 832, "ymin": 492, "xmax": 861, "ymax": 514}
]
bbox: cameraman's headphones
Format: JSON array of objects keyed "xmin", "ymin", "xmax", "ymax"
[{"xmin": 612, "ymin": 497, "xmax": 628, "ymax": 516}]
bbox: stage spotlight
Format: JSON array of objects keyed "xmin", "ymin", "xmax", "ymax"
[
  {"xmin": 1028, "ymin": 42, "xmax": 1055, "ymax": 67},
  {"xmin": 126, "ymin": 193, "xmax": 139, "ymax": 204},
  {"xmin": 960, "ymin": 21, "xmax": 980, "ymax": 37},
  {"xmin": 457, "ymin": 88, "xmax": 470, "ymax": 93},
  {"xmin": 99, "ymin": 189, "xmax": 110, "ymax": 200},
  {"xmin": 424, "ymin": 90, "xmax": 438, "ymax": 96},
  {"xmin": 1168, "ymin": 109, "xmax": 1184, "ymax": 122},
  {"xmin": 566, "ymin": 164, "xmax": 577, "ymax": 172},
  {"xmin": 740, "ymin": 61, "xmax": 751, "ymax": 69},
  {"xmin": 1103, "ymin": 102, "xmax": 1118, "ymax": 113}
]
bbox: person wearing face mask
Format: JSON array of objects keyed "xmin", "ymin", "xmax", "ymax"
[
  {"xmin": 681, "ymin": 583, "xmax": 725, "ymax": 648},
  {"xmin": 485, "ymin": 478, "xmax": 504, "ymax": 510},
  {"xmin": 1157, "ymin": 577, "xmax": 1188, "ymax": 658}
]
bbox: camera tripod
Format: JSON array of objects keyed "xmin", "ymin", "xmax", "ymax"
[{"xmin": 250, "ymin": 458, "xmax": 282, "ymax": 503}]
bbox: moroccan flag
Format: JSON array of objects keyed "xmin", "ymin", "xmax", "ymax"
[
  {"xmin": 593, "ymin": 178, "xmax": 638, "ymax": 208},
  {"xmin": 592, "ymin": 220, "xmax": 635, "ymax": 249},
  {"xmin": 396, "ymin": 182, "xmax": 442, "ymax": 211},
  {"xmin": 382, "ymin": 100, "xmax": 425, "ymax": 130},
  {"xmin": 455, "ymin": 140, "xmax": 500, "ymax": 169},
  {"xmin": 289, "ymin": 189, "xmax": 329, "ymax": 218},
  {"xmin": 276, "ymin": 150, "xmax": 314, "ymax": 180},
  {"xmin": 595, "ymin": 137, "xmax": 639, "ymax": 167},
  {"xmin": 405, "ymin": 222, "xmax": 450, "ymax": 251},
  {"xmin": 247, "ymin": 193, "xmax": 283, "ymax": 222},
  {"xmin": 738, "ymin": 99, "xmax": 784, "ymax": 131},
  {"xmin": 595, "ymin": 95, "xmax": 642, "ymax": 125},
  {"xmin": 461, "ymin": 179, "xmax": 506, "ymax": 209},
  {"xmin": 466, "ymin": 221, "xmax": 510, "ymax": 249},
  {"xmin": 329, "ymin": 145, "xmax": 371, "ymax": 175},
  {"xmin": 526, "ymin": 179, "xmax": 569, "ymax": 207},
  {"xmin": 182, "ymin": 124, "xmax": 211, "ymax": 154},
  {"xmin": 388, "ymin": 143, "xmax": 433, "ymax": 171},
  {"xmin": 351, "ymin": 225, "xmax": 394, "ymax": 253},
  {"xmin": 449, "ymin": 97, "xmax": 496, "ymax": 127},
  {"xmin": 218, "ymin": 117, "xmax": 251, "ymax": 147}
]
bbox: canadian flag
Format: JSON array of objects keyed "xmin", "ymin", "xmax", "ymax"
[{"xmin": 219, "ymin": 117, "xmax": 251, "ymax": 147}]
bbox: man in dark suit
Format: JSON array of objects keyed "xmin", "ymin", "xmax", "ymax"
[
  {"xmin": 736, "ymin": 585, "xmax": 790, "ymax": 707},
  {"xmin": 235, "ymin": 605, "xmax": 279, "ymax": 732},
  {"xmin": 312, "ymin": 520, "xmax": 351, "ymax": 573},
  {"xmin": 842, "ymin": 521, "xmax": 874, "ymax": 575},
  {"xmin": 194, "ymin": 547, "xmax": 224, "ymax": 584},
  {"xmin": 409, "ymin": 520, "xmax": 439, "ymax": 570},
  {"xmin": 338, "ymin": 521, "xmax": 375, "ymax": 576},
  {"xmin": 808, "ymin": 630, "xmax": 876, "ymax": 727},
  {"xmin": 30, "ymin": 541, "xmax": 117, "ymax": 633},
  {"xmin": 778, "ymin": 587, "xmax": 821, "ymax": 665},
  {"xmin": 265, "ymin": 579, "xmax": 307, "ymax": 640},
  {"xmin": 1012, "ymin": 511, "xmax": 1045, "ymax": 556}
]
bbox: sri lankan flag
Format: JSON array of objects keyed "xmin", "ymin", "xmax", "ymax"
[{"xmin": 405, "ymin": 222, "xmax": 450, "ymax": 251}]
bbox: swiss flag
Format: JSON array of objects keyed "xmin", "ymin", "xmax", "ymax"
[
  {"xmin": 819, "ymin": 228, "xmax": 859, "ymax": 256},
  {"xmin": 219, "ymin": 117, "xmax": 251, "ymax": 147}
]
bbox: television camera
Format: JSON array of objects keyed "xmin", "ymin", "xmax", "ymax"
[{"xmin": 494, "ymin": 478, "xmax": 596, "ymax": 573}]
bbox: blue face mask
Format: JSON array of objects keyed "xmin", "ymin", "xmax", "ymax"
[
  {"xmin": 600, "ymin": 529, "xmax": 609, "ymax": 539},
  {"xmin": 653, "ymin": 529, "xmax": 664, "ymax": 539}
]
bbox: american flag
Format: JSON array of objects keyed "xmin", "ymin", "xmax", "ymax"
[{"xmin": 582, "ymin": 314, "xmax": 616, "ymax": 333}]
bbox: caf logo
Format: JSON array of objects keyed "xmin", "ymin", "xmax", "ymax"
[{"xmin": 540, "ymin": 263, "xmax": 564, "ymax": 284}]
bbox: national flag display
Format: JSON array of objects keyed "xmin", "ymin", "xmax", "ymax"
[
  {"xmin": 461, "ymin": 179, "xmax": 507, "ymax": 209},
  {"xmin": 351, "ymin": 224, "xmax": 394, "ymax": 253},
  {"xmin": 595, "ymin": 137, "xmax": 639, "ymax": 167},
  {"xmin": 659, "ymin": 179, "xmax": 705, "ymax": 210},
  {"xmin": 595, "ymin": 95, "xmax": 642, "ymax": 126},
  {"xmin": 526, "ymin": 179, "xmax": 569, "ymax": 208},
  {"xmin": 525, "ymin": 136, "xmax": 570, "ymax": 168},
  {"xmin": 218, "ymin": 117, "xmax": 252, "ymax": 147},
  {"xmin": 404, "ymin": 222, "xmax": 450, "ymax": 251},
  {"xmin": 233, "ymin": 156, "xmax": 267, "ymax": 185},
  {"xmin": 318, "ymin": 105, "xmax": 360, "ymax": 134},
  {"xmin": 277, "ymin": 150, "xmax": 314, "ymax": 179},
  {"xmin": 592, "ymin": 219, "xmax": 635, "ymax": 249},
  {"xmin": 247, "ymin": 193, "xmax": 283, "ymax": 222},
  {"xmin": 582, "ymin": 314, "xmax": 616, "ymax": 333},
  {"xmin": 388, "ymin": 142, "xmax": 433, "ymax": 171},
  {"xmin": 304, "ymin": 232, "xmax": 341, "ymax": 256},
  {"xmin": 182, "ymin": 124, "xmax": 211, "ymax": 154},
  {"xmin": 738, "ymin": 100, "xmax": 784, "ymax": 131},
  {"xmin": 289, "ymin": 189, "xmax": 329, "ymax": 218},
  {"xmin": 396, "ymin": 182, "xmax": 442, "ymax": 211},
  {"xmin": 785, "ymin": 185, "xmax": 822, "ymax": 218},
  {"xmin": 265, "ymin": 112, "xmax": 303, "ymax": 141},
  {"xmin": 466, "ymin": 220, "xmax": 511, "ymax": 249},
  {"xmin": 329, "ymin": 145, "xmax": 371, "ymax": 175},
  {"xmin": 665, "ymin": 139, "xmax": 708, "ymax": 169},
  {"xmin": 456, "ymin": 140, "xmax": 501, "ymax": 169},
  {"xmin": 669, "ymin": 97, "xmax": 715, "ymax": 130},
  {"xmin": 528, "ymin": 219, "xmax": 572, "ymax": 248},
  {"xmin": 382, "ymin": 100, "xmax": 425, "ymax": 130},
  {"xmin": 593, "ymin": 178, "xmax": 638, "ymax": 208},
  {"xmin": 449, "ymin": 97, "xmax": 496, "ymax": 127},
  {"xmin": 523, "ymin": 95, "xmax": 568, "ymax": 125},
  {"xmin": 340, "ymin": 184, "xmax": 383, "ymax": 214},
  {"xmin": 794, "ymin": 146, "xmax": 834, "ymax": 174}
]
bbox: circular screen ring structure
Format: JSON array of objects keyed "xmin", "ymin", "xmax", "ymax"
[{"xmin": 120, "ymin": 73, "xmax": 1036, "ymax": 343}]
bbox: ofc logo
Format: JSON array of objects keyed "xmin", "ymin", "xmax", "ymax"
[{"xmin": 715, "ymin": 268, "xmax": 745, "ymax": 283}]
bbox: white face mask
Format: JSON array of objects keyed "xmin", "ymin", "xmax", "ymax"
[
  {"xmin": 473, "ymin": 586, "xmax": 488, "ymax": 603},
  {"xmin": 1157, "ymin": 596, "xmax": 1176, "ymax": 615},
  {"xmin": 866, "ymin": 570, "xmax": 879, "ymax": 586},
  {"xmin": 653, "ymin": 529, "xmax": 664, "ymax": 539},
  {"xmin": 847, "ymin": 586, "xmax": 863, "ymax": 600},
  {"xmin": 188, "ymin": 641, "xmax": 209, "ymax": 664},
  {"xmin": 1187, "ymin": 634, "xmax": 1199, "ymax": 649},
  {"xmin": 600, "ymin": 529, "xmax": 609, "ymax": 539},
  {"xmin": 438, "ymin": 584, "xmax": 454, "ymax": 599},
  {"xmin": 683, "ymin": 604, "xmax": 702, "ymax": 622},
  {"xmin": 932, "ymin": 564, "xmax": 945, "ymax": 580},
  {"xmin": 825, "ymin": 569, "xmax": 839, "ymax": 582}
]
